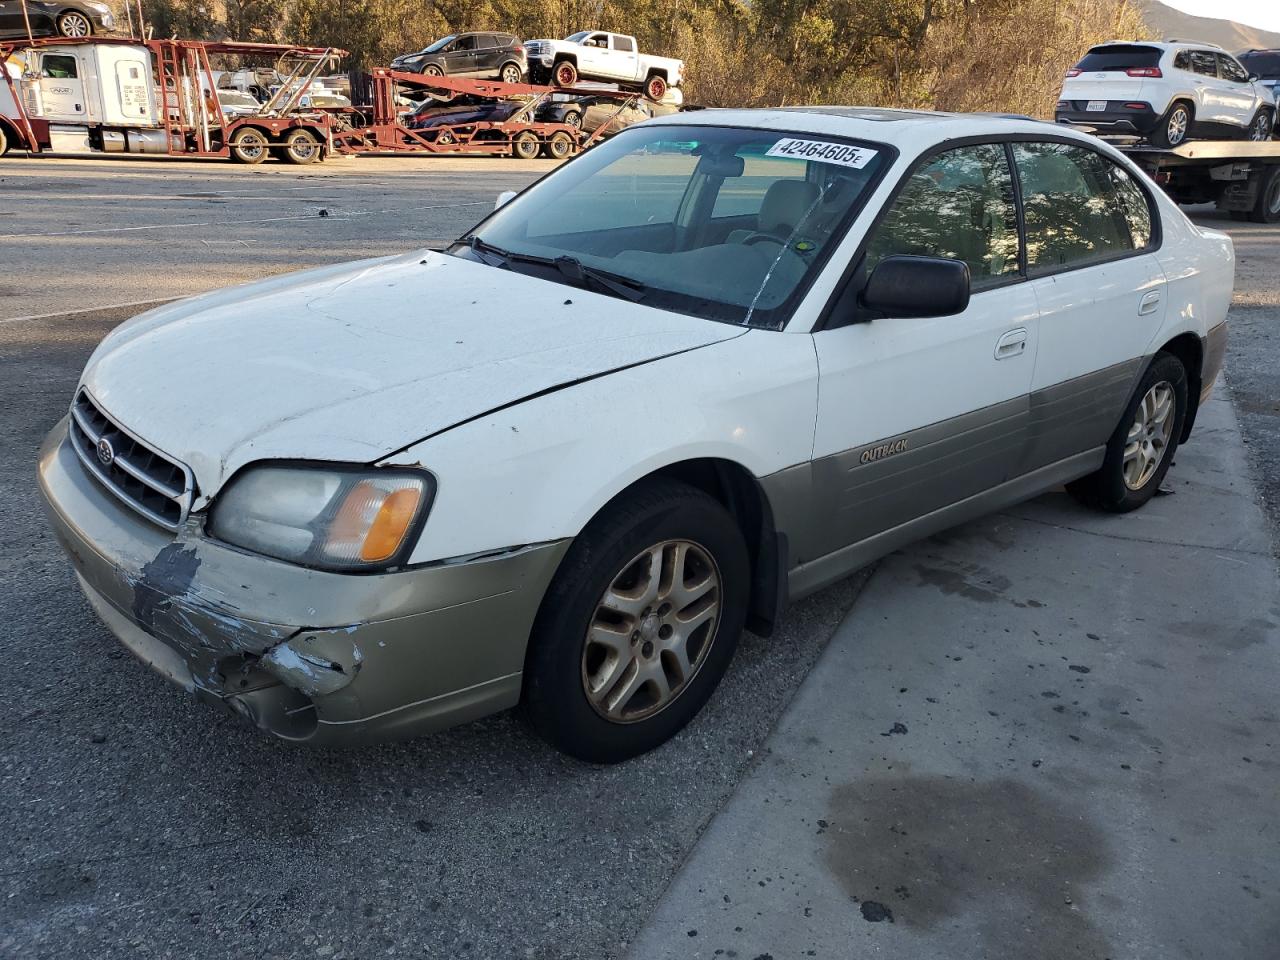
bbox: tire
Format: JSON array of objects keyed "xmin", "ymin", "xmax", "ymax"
[
  {"xmin": 282, "ymin": 128, "xmax": 322, "ymax": 164},
  {"xmin": 1152, "ymin": 101, "xmax": 1192, "ymax": 148},
  {"xmin": 500, "ymin": 62, "xmax": 523, "ymax": 85},
  {"xmin": 1247, "ymin": 164, "xmax": 1280, "ymax": 224},
  {"xmin": 553, "ymin": 60, "xmax": 578, "ymax": 88},
  {"xmin": 1247, "ymin": 109, "xmax": 1272, "ymax": 142},
  {"xmin": 230, "ymin": 127, "xmax": 270, "ymax": 164},
  {"xmin": 422, "ymin": 64, "xmax": 444, "ymax": 77},
  {"xmin": 56, "ymin": 10, "xmax": 92, "ymax": 36},
  {"xmin": 511, "ymin": 130, "xmax": 541, "ymax": 160},
  {"xmin": 1066, "ymin": 353, "xmax": 1188, "ymax": 513},
  {"xmin": 562, "ymin": 109, "xmax": 582, "ymax": 129},
  {"xmin": 523, "ymin": 478, "xmax": 750, "ymax": 763},
  {"xmin": 644, "ymin": 74, "xmax": 667, "ymax": 102},
  {"xmin": 0, "ymin": 124, "xmax": 9, "ymax": 158},
  {"xmin": 543, "ymin": 130, "xmax": 574, "ymax": 159}
]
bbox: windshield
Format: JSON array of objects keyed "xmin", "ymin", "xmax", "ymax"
[
  {"xmin": 566, "ymin": 32, "xmax": 590, "ymax": 42},
  {"xmin": 455, "ymin": 125, "xmax": 890, "ymax": 328},
  {"xmin": 424, "ymin": 35, "xmax": 457, "ymax": 53}
]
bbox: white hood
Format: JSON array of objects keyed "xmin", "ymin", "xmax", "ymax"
[{"xmin": 81, "ymin": 251, "xmax": 742, "ymax": 503}]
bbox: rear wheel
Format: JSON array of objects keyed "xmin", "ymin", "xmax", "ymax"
[
  {"xmin": 553, "ymin": 60, "xmax": 578, "ymax": 88},
  {"xmin": 1066, "ymin": 353, "xmax": 1187, "ymax": 512},
  {"xmin": 0, "ymin": 124, "xmax": 9, "ymax": 157},
  {"xmin": 511, "ymin": 130, "xmax": 541, "ymax": 160},
  {"xmin": 500, "ymin": 62, "xmax": 523, "ymax": 85},
  {"xmin": 523, "ymin": 479, "xmax": 749, "ymax": 763},
  {"xmin": 1247, "ymin": 109, "xmax": 1272, "ymax": 142},
  {"xmin": 644, "ymin": 74, "xmax": 668, "ymax": 102},
  {"xmin": 282, "ymin": 128, "xmax": 322, "ymax": 164},
  {"xmin": 56, "ymin": 10, "xmax": 92, "ymax": 36},
  {"xmin": 1153, "ymin": 101, "xmax": 1192, "ymax": 147},
  {"xmin": 543, "ymin": 130, "xmax": 574, "ymax": 159},
  {"xmin": 230, "ymin": 127, "xmax": 270, "ymax": 164},
  {"xmin": 1247, "ymin": 164, "xmax": 1280, "ymax": 224}
]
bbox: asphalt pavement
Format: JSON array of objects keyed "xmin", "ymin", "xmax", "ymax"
[{"xmin": 1, "ymin": 159, "xmax": 1278, "ymax": 960}]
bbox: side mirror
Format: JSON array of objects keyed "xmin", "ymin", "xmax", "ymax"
[
  {"xmin": 1248, "ymin": 73, "xmax": 1260, "ymax": 82},
  {"xmin": 495, "ymin": 190, "xmax": 517, "ymax": 209},
  {"xmin": 862, "ymin": 255, "xmax": 971, "ymax": 319}
]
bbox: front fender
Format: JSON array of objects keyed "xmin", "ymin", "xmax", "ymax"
[{"xmin": 386, "ymin": 330, "xmax": 819, "ymax": 565}]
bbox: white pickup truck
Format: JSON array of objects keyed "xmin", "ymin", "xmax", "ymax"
[{"xmin": 524, "ymin": 31, "xmax": 684, "ymax": 101}]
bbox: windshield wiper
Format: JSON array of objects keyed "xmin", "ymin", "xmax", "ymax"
[
  {"xmin": 464, "ymin": 238, "xmax": 647, "ymax": 304},
  {"xmin": 552, "ymin": 256, "xmax": 647, "ymax": 303}
]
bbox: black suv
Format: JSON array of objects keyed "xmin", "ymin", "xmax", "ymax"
[
  {"xmin": 390, "ymin": 33, "xmax": 526, "ymax": 84},
  {"xmin": 0, "ymin": 0, "xmax": 114, "ymax": 38},
  {"xmin": 1238, "ymin": 49, "xmax": 1280, "ymax": 128}
]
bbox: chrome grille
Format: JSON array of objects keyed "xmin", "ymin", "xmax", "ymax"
[{"xmin": 68, "ymin": 390, "xmax": 193, "ymax": 531}]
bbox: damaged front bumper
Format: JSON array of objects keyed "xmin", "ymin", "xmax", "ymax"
[{"xmin": 37, "ymin": 419, "xmax": 570, "ymax": 745}]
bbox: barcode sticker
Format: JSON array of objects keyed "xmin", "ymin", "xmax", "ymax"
[{"xmin": 765, "ymin": 138, "xmax": 878, "ymax": 168}]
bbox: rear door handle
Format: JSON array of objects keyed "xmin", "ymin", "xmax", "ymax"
[
  {"xmin": 994, "ymin": 328, "xmax": 1028, "ymax": 360},
  {"xmin": 1139, "ymin": 290, "xmax": 1161, "ymax": 315}
]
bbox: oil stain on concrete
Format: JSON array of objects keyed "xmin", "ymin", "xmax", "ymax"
[{"xmin": 823, "ymin": 776, "xmax": 1112, "ymax": 958}]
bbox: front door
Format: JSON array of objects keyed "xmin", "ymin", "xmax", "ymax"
[
  {"xmin": 443, "ymin": 35, "xmax": 477, "ymax": 76},
  {"xmin": 808, "ymin": 142, "xmax": 1037, "ymax": 565},
  {"xmin": 38, "ymin": 52, "xmax": 85, "ymax": 120},
  {"xmin": 1216, "ymin": 53, "xmax": 1258, "ymax": 126},
  {"xmin": 1010, "ymin": 140, "xmax": 1167, "ymax": 471}
]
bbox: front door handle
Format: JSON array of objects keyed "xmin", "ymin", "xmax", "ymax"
[
  {"xmin": 1139, "ymin": 290, "xmax": 1161, "ymax": 315},
  {"xmin": 994, "ymin": 328, "xmax": 1028, "ymax": 360}
]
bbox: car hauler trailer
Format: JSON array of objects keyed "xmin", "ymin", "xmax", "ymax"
[
  {"xmin": 330, "ymin": 70, "xmax": 642, "ymax": 159},
  {"xmin": 0, "ymin": 36, "xmax": 346, "ymax": 162},
  {"xmin": 1118, "ymin": 140, "xmax": 1280, "ymax": 224}
]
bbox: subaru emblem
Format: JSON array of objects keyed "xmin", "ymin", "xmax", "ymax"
[{"xmin": 96, "ymin": 437, "xmax": 115, "ymax": 467}]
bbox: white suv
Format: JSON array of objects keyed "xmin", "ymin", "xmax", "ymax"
[{"xmin": 1056, "ymin": 41, "xmax": 1275, "ymax": 146}]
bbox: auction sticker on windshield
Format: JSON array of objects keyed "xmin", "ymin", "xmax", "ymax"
[{"xmin": 765, "ymin": 138, "xmax": 878, "ymax": 168}]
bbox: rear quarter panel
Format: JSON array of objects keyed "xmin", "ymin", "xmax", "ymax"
[{"xmin": 1150, "ymin": 194, "xmax": 1234, "ymax": 350}]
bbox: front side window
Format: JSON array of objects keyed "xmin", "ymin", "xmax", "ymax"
[
  {"xmin": 1218, "ymin": 54, "xmax": 1249, "ymax": 83},
  {"xmin": 453, "ymin": 35, "xmax": 476, "ymax": 51},
  {"xmin": 42, "ymin": 55, "xmax": 78, "ymax": 79},
  {"xmin": 864, "ymin": 143, "xmax": 1020, "ymax": 291},
  {"xmin": 1013, "ymin": 142, "xmax": 1152, "ymax": 272},
  {"xmin": 458, "ymin": 126, "xmax": 889, "ymax": 328}
]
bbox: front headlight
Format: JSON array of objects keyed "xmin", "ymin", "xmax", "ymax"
[{"xmin": 209, "ymin": 464, "xmax": 434, "ymax": 571}]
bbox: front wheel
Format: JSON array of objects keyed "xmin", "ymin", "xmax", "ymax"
[
  {"xmin": 1153, "ymin": 102, "xmax": 1192, "ymax": 148},
  {"xmin": 230, "ymin": 128, "xmax": 270, "ymax": 164},
  {"xmin": 282, "ymin": 128, "xmax": 322, "ymax": 164},
  {"xmin": 56, "ymin": 10, "xmax": 92, "ymax": 36},
  {"xmin": 1247, "ymin": 110, "xmax": 1272, "ymax": 142},
  {"xmin": 523, "ymin": 479, "xmax": 749, "ymax": 763},
  {"xmin": 1066, "ymin": 353, "xmax": 1187, "ymax": 512},
  {"xmin": 0, "ymin": 124, "xmax": 9, "ymax": 157},
  {"xmin": 553, "ymin": 60, "xmax": 578, "ymax": 88}
]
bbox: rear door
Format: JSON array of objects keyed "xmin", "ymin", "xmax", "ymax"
[
  {"xmin": 611, "ymin": 35, "xmax": 640, "ymax": 81},
  {"xmin": 473, "ymin": 34, "xmax": 500, "ymax": 75},
  {"xmin": 1012, "ymin": 140, "xmax": 1166, "ymax": 471},
  {"xmin": 809, "ymin": 142, "xmax": 1038, "ymax": 562}
]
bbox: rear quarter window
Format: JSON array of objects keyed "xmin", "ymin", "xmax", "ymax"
[{"xmin": 1074, "ymin": 45, "xmax": 1162, "ymax": 71}]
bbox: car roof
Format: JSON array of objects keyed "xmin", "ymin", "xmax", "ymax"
[
  {"xmin": 651, "ymin": 106, "xmax": 1080, "ymax": 152},
  {"xmin": 1087, "ymin": 39, "xmax": 1226, "ymax": 52}
]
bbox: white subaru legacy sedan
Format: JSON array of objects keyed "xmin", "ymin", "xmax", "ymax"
[{"xmin": 38, "ymin": 109, "xmax": 1233, "ymax": 762}]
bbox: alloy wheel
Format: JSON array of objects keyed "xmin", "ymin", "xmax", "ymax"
[
  {"xmin": 501, "ymin": 65, "xmax": 521, "ymax": 84},
  {"xmin": 1166, "ymin": 108, "xmax": 1189, "ymax": 145},
  {"xmin": 581, "ymin": 539, "xmax": 722, "ymax": 723},
  {"xmin": 1249, "ymin": 113, "xmax": 1272, "ymax": 142},
  {"xmin": 1123, "ymin": 381, "xmax": 1175, "ymax": 490},
  {"xmin": 58, "ymin": 12, "xmax": 90, "ymax": 36}
]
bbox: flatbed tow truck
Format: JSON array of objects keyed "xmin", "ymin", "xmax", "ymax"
[
  {"xmin": 0, "ymin": 36, "xmax": 644, "ymax": 163},
  {"xmin": 1059, "ymin": 119, "xmax": 1280, "ymax": 224}
]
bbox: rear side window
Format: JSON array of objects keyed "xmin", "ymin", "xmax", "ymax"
[
  {"xmin": 615, "ymin": 36, "xmax": 635, "ymax": 52},
  {"xmin": 1074, "ymin": 45, "xmax": 1162, "ymax": 71},
  {"xmin": 1189, "ymin": 51, "xmax": 1218, "ymax": 76},
  {"xmin": 866, "ymin": 143, "xmax": 1021, "ymax": 291},
  {"xmin": 1013, "ymin": 143, "xmax": 1152, "ymax": 272}
]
